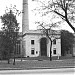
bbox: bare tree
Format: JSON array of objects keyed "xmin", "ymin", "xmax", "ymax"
[
  {"xmin": 36, "ymin": 22, "xmax": 59, "ymax": 61},
  {"xmin": 33, "ymin": 0, "xmax": 75, "ymax": 32}
]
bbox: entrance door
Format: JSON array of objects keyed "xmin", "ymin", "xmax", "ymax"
[{"xmin": 40, "ymin": 38, "xmax": 47, "ymax": 56}]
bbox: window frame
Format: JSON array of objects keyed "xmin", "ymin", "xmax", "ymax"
[
  {"xmin": 53, "ymin": 48, "xmax": 56, "ymax": 54},
  {"xmin": 31, "ymin": 40, "xmax": 34, "ymax": 45},
  {"xmin": 31, "ymin": 48, "xmax": 35, "ymax": 55},
  {"xmin": 53, "ymin": 39, "xmax": 56, "ymax": 44}
]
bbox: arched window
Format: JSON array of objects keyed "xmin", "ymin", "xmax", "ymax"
[{"xmin": 53, "ymin": 39, "xmax": 56, "ymax": 44}]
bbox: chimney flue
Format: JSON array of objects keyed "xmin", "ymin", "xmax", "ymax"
[{"xmin": 22, "ymin": 0, "xmax": 29, "ymax": 34}]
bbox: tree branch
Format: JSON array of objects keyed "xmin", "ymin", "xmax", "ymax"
[
  {"xmin": 66, "ymin": 18, "xmax": 75, "ymax": 32},
  {"xmin": 39, "ymin": 23, "xmax": 52, "ymax": 41},
  {"xmin": 54, "ymin": 10, "xmax": 65, "ymax": 18}
]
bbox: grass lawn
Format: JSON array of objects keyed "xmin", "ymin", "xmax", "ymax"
[{"xmin": 0, "ymin": 56, "xmax": 75, "ymax": 70}]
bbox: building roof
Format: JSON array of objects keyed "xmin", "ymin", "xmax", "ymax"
[{"xmin": 23, "ymin": 29, "xmax": 61, "ymax": 37}]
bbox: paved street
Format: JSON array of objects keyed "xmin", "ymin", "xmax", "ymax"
[{"xmin": 0, "ymin": 68, "xmax": 74, "ymax": 75}]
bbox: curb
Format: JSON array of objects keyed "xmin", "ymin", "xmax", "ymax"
[{"xmin": 0, "ymin": 66, "xmax": 75, "ymax": 70}]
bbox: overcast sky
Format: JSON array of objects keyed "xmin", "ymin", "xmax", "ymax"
[
  {"xmin": 0, "ymin": 0, "xmax": 74, "ymax": 32},
  {"xmin": 0, "ymin": 0, "xmax": 39, "ymax": 32}
]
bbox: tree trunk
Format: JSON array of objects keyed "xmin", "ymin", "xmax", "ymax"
[
  {"xmin": 13, "ymin": 45, "xmax": 16, "ymax": 65},
  {"xmin": 13, "ymin": 49, "xmax": 15, "ymax": 65},
  {"xmin": 46, "ymin": 35, "xmax": 52, "ymax": 61},
  {"xmin": 50, "ymin": 40, "xmax": 52, "ymax": 61},
  {"xmin": 8, "ymin": 59, "xmax": 10, "ymax": 64},
  {"xmin": 7, "ymin": 51, "xmax": 10, "ymax": 64},
  {"xmin": 8, "ymin": 54, "xmax": 10, "ymax": 64},
  {"xmin": 13, "ymin": 56, "xmax": 15, "ymax": 65}
]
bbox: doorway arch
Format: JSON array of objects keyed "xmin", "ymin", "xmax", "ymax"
[{"xmin": 40, "ymin": 38, "xmax": 47, "ymax": 56}]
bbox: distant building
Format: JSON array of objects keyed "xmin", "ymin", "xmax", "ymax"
[{"xmin": 73, "ymin": 34, "xmax": 75, "ymax": 56}]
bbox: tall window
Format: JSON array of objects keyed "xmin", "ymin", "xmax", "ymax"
[
  {"xmin": 15, "ymin": 41, "xmax": 20, "ymax": 54},
  {"xmin": 31, "ymin": 40, "xmax": 34, "ymax": 45},
  {"xmin": 53, "ymin": 48, "xmax": 56, "ymax": 54},
  {"xmin": 53, "ymin": 39, "xmax": 56, "ymax": 44},
  {"xmin": 31, "ymin": 48, "xmax": 35, "ymax": 55}
]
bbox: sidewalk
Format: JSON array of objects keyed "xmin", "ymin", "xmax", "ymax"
[
  {"xmin": 0, "ymin": 68, "xmax": 74, "ymax": 75},
  {"xmin": 16, "ymin": 56, "xmax": 75, "ymax": 61}
]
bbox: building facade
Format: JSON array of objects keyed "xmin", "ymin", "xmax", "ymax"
[
  {"xmin": 22, "ymin": 30, "xmax": 61, "ymax": 57},
  {"xmin": 20, "ymin": 0, "xmax": 61, "ymax": 57}
]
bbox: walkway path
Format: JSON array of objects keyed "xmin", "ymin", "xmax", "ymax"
[{"xmin": 0, "ymin": 68, "xmax": 74, "ymax": 75}]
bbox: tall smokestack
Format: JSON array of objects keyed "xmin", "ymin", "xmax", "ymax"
[{"xmin": 22, "ymin": 0, "xmax": 29, "ymax": 35}]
